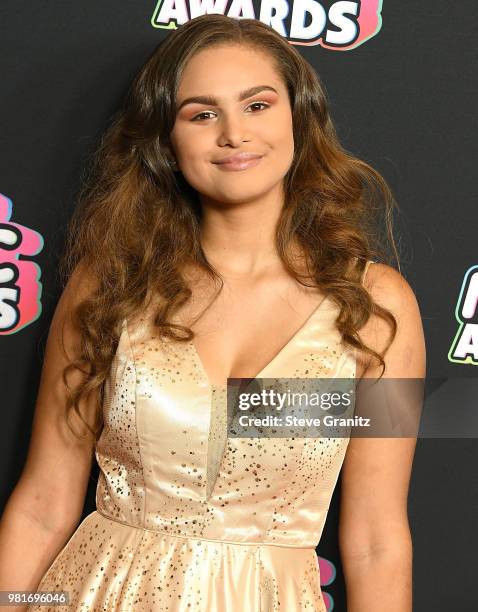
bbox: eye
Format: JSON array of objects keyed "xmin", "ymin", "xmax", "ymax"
[
  {"xmin": 247, "ymin": 101, "xmax": 270, "ymax": 112},
  {"xmin": 190, "ymin": 101, "xmax": 270, "ymax": 122},
  {"xmin": 191, "ymin": 111, "xmax": 215, "ymax": 122}
]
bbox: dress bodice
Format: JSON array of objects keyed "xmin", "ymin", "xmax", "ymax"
[{"xmin": 95, "ymin": 293, "xmax": 356, "ymax": 549}]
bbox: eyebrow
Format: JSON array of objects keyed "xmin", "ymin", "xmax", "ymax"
[{"xmin": 176, "ymin": 85, "xmax": 278, "ymax": 112}]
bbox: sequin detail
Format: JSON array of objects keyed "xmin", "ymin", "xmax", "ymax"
[{"xmin": 28, "ymin": 262, "xmax": 376, "ymax": 611}]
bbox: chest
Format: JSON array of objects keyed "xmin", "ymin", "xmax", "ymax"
[{"xmin": 170, "ymin": 276, "xmax": 337, "ymax": 386}]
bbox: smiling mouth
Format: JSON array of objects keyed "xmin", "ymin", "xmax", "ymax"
[{"xmin": 213, "ymin": 156, "xmax": 263, "ymax": 172}]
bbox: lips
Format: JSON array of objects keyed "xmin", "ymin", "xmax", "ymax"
[
  {"xmin": 212, "ymin": 152, "xmax": 264, "ymax": 172},
  {"xmin": 213, "ymin": 152, "xmax": 263, "ymax": 164}
]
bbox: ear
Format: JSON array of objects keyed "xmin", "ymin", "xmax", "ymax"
[{"xmin": 164, "ymin": 145, "xmax": 178, "ymax": 169}]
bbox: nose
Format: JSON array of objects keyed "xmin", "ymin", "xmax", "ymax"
[{"xmin": 217, "ymin": 111, "xmax": 250, "ymax": 147}]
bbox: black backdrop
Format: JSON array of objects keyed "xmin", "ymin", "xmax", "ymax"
[{"xmin": 1, "ymin": 2, "xmax": 477, "ymax": 610}]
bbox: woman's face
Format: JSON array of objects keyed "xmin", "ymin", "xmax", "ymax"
[{"xmin": 169, "ymin": 44, "xmax": 294, "ymax": 207}]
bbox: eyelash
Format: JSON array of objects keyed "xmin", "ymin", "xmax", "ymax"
[{"xmin": 190, "ymin": 101, "xmax": 270, "ymax": 122}]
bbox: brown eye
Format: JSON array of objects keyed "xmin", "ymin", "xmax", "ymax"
[
  {"xmin": 247, "ymin": 102, "xmax": 269, "ymax": 112},
  {"xmin": 191, "ymin": 111, "xmax": 215, "ymax": 122}
]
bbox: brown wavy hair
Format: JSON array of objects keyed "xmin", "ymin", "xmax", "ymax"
[{"xmin": 59, "ymin": 14, "xmax": 400, "ymax": 442}]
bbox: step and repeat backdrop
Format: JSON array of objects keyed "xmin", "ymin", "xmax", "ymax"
[{"xmin": 1, "ymin": 2, "xmax": 476, "ymax": 610}]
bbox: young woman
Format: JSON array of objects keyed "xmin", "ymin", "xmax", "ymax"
[{"xmin": 0, "ymin": 14, "xmax": 425, "ymax": 612}]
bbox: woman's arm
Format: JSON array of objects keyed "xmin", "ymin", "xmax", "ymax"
[
  {"xmin": 338, "ymin": 263, "xmax": 426, "ymax": 612},
  {"xmin": 0, "ymin": 263, "xmax": 99, "ymax": 611}
]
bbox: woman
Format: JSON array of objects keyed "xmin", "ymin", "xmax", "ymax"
[{"xmin": 0, "ymin": 14, "xmax": 425, "ymax": 612}]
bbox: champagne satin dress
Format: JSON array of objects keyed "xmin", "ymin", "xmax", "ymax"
[{"xmin": 28, "ymin": 261, "xmax": 374, "ymax": 612}]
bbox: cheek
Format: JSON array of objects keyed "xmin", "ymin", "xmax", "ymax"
[
  {"xmin": 170, "ymin": 123, "xmax": 205, "ymax": 158},
  {"xmin": 178, "ymin": 154, "xmax": 217, "ymax": 193},
  {"xmin": 264, "ymin": 109, "xmax": 294, "ymax": 146},
  {"xmin": 180, "ymin": 131, "xmax": 213, "ymax": 164},
  {"xmin": 270, "ymin": 127, "xmax": 295, "ymax": 168}
]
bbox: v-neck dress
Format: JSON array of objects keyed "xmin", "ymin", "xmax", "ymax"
[{"xmin": 28, "ymin": 260, "xmax": 375, "ymax": 612}]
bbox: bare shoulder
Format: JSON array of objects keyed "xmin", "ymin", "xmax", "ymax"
[
  {"xmin": 357, "ymin": 262, "xmax": 426, "ymax": 378},
  {"xmin": 364, "ymin": 262, "xmax": 420, "ymax": 318},
  {"xmin": 62, "ymin": 259, "xmax": 100, "ymax": 308},
  {"xmin": 26, "ymin": 259, "xmax": 101, "ymax": 453}
]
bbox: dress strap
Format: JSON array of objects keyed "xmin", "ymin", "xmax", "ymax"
[{"xmin": 361, "ymin": 259, "xmax": 376, "ymax": 286}]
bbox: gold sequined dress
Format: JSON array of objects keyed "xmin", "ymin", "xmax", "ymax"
[{"xmin": 28, "ymin": 261, "xmax": 374, "ymax": 612}]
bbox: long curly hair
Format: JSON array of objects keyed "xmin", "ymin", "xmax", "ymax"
[{"xmin": 59, "ymin": 14, "xmax": 399, "ymax": 442}]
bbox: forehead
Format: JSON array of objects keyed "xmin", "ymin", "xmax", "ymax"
[{"xmin": 177, "ymin": 44, "xmax": 283, "ymax": 94}]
